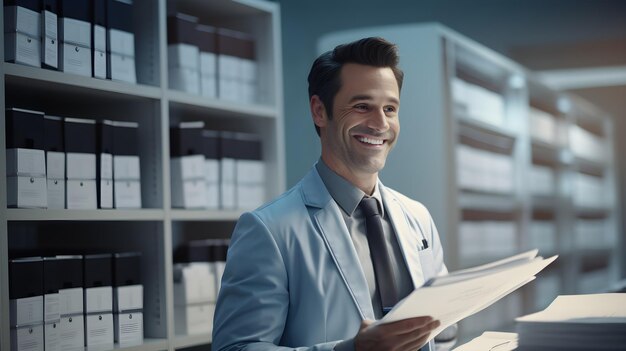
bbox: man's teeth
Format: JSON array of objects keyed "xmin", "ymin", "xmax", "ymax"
[{"xmin": 357, "ymin": 137, "xmax": 383, "ymax": 145}]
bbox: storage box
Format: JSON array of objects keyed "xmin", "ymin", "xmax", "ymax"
[
  {"xmin": 112, "ymin": 121, "xmax": 141, "ymax": 208},
  {"xmin": 58, "ymin": 0, "xmax": 91, "ymax": 76},
  {"xmin": 6, "ymin": 108, "xmax": 47, "ymax": 208},
  {"xmin": 44, "ymin": 116, "xmax": 65, "ymax": 208},
  {"xmin": 171, "ymin": 122, "xmax": 207, "ymax": 208},
  {"xmin": 9, "ymin": 257, "xmax": 44, "ymax": 351},
  {"xmin": 64, "ymin": 118, "xmax": 97, "ymax": 209},
  {"xmin": 112, "ymin": 252, "xmax": 143, "ymax": 346}
]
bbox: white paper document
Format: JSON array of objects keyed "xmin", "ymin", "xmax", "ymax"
[
  {"xmin": 376, "ymin": 250, "xmax": 557, "ymax": 343},
  {"xmin": 453, "ymin": 331, "xmax": 518, "ymax": 351}
]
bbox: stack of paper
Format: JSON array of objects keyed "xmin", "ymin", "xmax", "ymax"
[
  {"xmin": 377, "ymin": 250, "xmax": 557, "ymax": 343},
  {"xmin": 453, "ymin": 331, "xmax": 518, "ymax": 351},
  {"xmin": 516, "ymin": 294, "xmax": 626, "ymax": 350}
]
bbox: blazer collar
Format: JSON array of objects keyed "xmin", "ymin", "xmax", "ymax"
[
  {"xmin": 380, "ymin": 183, "xmax": 427, "ymax": 289},
  {"xmin": 301, "ymin": 166, "xmax": 375, "ymax": 320}
]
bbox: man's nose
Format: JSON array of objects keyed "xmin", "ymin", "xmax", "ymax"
[{"xmin": 366, "ymin": 108, "xmax": 389, "ymax": 132}]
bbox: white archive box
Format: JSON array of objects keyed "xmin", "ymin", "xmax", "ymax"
[
  {"xmin": 92, "ymin": 0, "xmax": 107, "ymax": 78},
  {"xmin": 56, "ymin": 256, "xmax": 84, "ymax": 351},
  {"xmin": 41, "ymin": 0, "xmax": 59, "ymax": 69},
  {"xmin": 43, "ymin": 257, "xmax": 62, "ymax": 351},
  {"xmin": 167, "ymin": 13, "xmax": 200, "ymax": 94},
  {"xmin": 4, "ymin": 3, "xmax": 42, "ymax": 67},
  {"xmin": 44, "ymin": 116, "xmax": 66, "ymax": 209},
  {"xmin": 106, "ymin": 0, "xmax": 136, "ymax": 83},
  {"xmin": 233, "ymin": 133, "xmax": 265, "ymax": 211},
  {"xmin": 6, "ymin": 108, "xmax": 47, "ymax": 208},
  {"xmin": 112, "ymin": 121, "xmax": 142, "ymax": 209},
  {"xmin": 175, "ymin": 302, "xmax": 215, "ymax": 336},
  {"xmin": 173, "ymin": 264, "xmax": 215, "ymax": 335},
  {"xmin": 83, "ymin": 254, "xmax": 114, "ymax": 350},
  {"xmin": 64, "ymin": 118, "xmax": 97, "ymax": 209},
  {"xmin": 97, "ymin": 120, "xmax": 115, "ymax": 209},
  {"xmin": 58, "ymin": 0, "xmax": 91, "ymax": 76},
  {"xmin": 202, "ymin": 130, "xmax": 220, "ymax": 209},
  {"xmin": 197, "ymin": 24, "xmax": 217, "ymax": 98},
  {"xmin": 9, "ymin": 257, "xmax": 44, "ymax": 351},
  {"xmin": 170, "ymin": 121, "xmax": 207, "ymax": 208},
  {"xmin": 112, "ymin": 253, "xmax": 144, "ymax": 346},
  {"xmin": 217, "ymin": 28, "xmax": 257, "ymax": 103}
]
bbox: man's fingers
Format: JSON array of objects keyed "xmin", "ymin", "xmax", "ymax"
[
  {"xmin": 392, "ymin": 320, "xmax": 440, "ymax": 350},
  {"xmin": 401, "ymin": 332, "xmax": 432, "ymax": 351}
]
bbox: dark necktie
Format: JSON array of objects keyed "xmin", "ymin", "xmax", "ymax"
[{"xmin": 359, "ymin": 197, "xmax": 398, "ymax": 315}]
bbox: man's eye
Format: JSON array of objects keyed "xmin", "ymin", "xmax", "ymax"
[
  {"xmin": 384, "ymin": 106, "xmax": 397, "ymax": 113},
  {"xmin": 354, "ymin": 104, "xmax": 369, "ymax": 111}
]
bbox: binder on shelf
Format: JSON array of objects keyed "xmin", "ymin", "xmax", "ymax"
[
  {"xmin": 112, "ymin": 121, "xmax": 141, "ymax": 208},
  {"xmin": 9, "ymin": 257, "xmax": 44, "ymax": 351},
  {"xmin": 240, "ymin": 35, "xmax": 257, "ymax": 104},
  {"xmin": 174, "ymin": 239, "xmax": 229, "ymax": 297},
  {"xmin": 41, "ymin": 0, "xmax": 58, "ymax": 69},
  {"xmin": 173, "ymin": 263, "xmax": 215, "ymax": 334},
  {"xmin": 173, "ymin": 239, "xmax": 230, "ymax": 335},
  {"xmin": 44, "ymin": 115, "xmax": 66, "ymax": 209},
  {"xmin": 452, "ymin": 77, "xmax": 505, "ymax": 127},
  {"xmin": 56, "ymin": 255, "xmax": 84, "ymax": 351},
  {"xmin": 58, "ymin": 0, "xmax": 91, "ymax": 76},
  {"xmin": 170, "ymin": 121, "xmax": 207, "ymax": 209},
  {"xmin": 529, "ymin": 107, "xmax": 557, "ymax": 145},
  {"xmin": 64, "ymin": 117, "xmax": 97, "ymax": 209},
  {"xmin": 92, "ymin": 0, "xmax": 107, "ymax": 79},
  {"xmin": 106, "ymin": 0, "xmax": 136, "ymax": 83},
  {"xmin": 217, "ymin": 28, "xmax": 242, "ymax": 102},
  {"xmin": 212, "ymin": 239, "xmax": 229, "ymax": 298},
  {"xmin": 196, "ymin": 24, "xmax": 217, "ymax": 98},
  {"xmin": 202, "ymin": 130, "xmax": 220, "ymax": 209},
  {"xmin": 4, "ymin": 0, "xmax": 42, "ymax": 67},
  {"xmin": 6, "ymin": 107, "xmax": 47, "ymax": 208},
  {"xmin": 174, "ymin": 239, "xmax": 218, "ymax": 303},
  {"xmin": 234, "ymin": 133, "xmax": 265, "ymax": 211},
  {"xmin": 219, "ymin": 132, "xmax": 237, "ymax": 209},
  {"xmin": 83, "ymin": 254, "xmax": 114, "ymax": 350},
  {"xmin": 96, "ymin": 120, "xmax": 114, "ymax": 209},
  {"xmin": 43, "ymin": 257, "xmax": 61, "ymax": 351},
  {"xmin": 167, "ymin": 13, "xmax": 200, "ymax": 94},
  {"xmin": 112, "ymin": 252, "xmax": 143, "ymax": 346}
]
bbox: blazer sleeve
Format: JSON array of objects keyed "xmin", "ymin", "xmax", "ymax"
[{"xmin": 211, "ymin": 211, "xmax": 341, "ymax": 351}]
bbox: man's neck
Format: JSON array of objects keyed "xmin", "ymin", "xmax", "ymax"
[{"xmin": 320, "ymin": 156, "xmax": 378, "ymax": 195}]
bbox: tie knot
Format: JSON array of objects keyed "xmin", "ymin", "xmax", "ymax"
[{"xmin": 359, "ymin": 197, "xmax": 380, "ymax": 217}]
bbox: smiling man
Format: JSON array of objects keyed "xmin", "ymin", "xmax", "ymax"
[{"xmin": 213, "ymin": 37, "xmax": 448, "ymax": 351}]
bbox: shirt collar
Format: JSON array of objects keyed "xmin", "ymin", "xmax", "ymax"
[{"xmin": 315, "ymin": 159, "xmax": 384, "ymax": 217}]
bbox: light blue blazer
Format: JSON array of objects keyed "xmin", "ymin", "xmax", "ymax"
[{"xmin": 212, "ymin": 166, "xmax": 448, "ymax": 351}]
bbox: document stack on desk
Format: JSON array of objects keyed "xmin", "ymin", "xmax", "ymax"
[
  {"xmin": 377, "ymin": 250, "xmax": 557, "ymax": 344},
  {"xmin": 515, "ymin": 293, "xmax": 626, "ymax": 350},
  {"xmin": 453, "ymin": 332, "xmax": 518, "ymax": 351}
]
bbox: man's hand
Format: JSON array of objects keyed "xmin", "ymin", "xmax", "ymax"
[{"xmin": 354, "ymin": 316, "xmax": 440, "ymax": 351}]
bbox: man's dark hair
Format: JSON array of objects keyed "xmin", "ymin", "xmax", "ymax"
[{"xmin": 307, "ymin": 37, "xmax": 404, "ymax": 136}]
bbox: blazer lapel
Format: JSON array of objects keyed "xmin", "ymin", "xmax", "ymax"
[
  {"xmin": 301, "ymin": 167, "xmax": 375, "ymax": 320},
  {"xmin": 382, "ymin": 184, "xmax": 427, "ymax": 289}
]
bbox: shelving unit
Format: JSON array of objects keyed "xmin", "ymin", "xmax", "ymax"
[
  {"xmin": 0, "ymin": 1, "xmax": 283, "ymax": 350},
  {"xmin": 319, "ymin": 23, "xmax": 619, "ymax": 343}
]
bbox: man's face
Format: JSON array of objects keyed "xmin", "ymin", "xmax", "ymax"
[{"xmin": 317, "ymin": 63, "xmax": 400, "ymax": 178}]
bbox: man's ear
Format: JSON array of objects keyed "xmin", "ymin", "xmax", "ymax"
[{"xmin": 310, "ymin": 95, "xmax": 328, "ymax": 130}]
